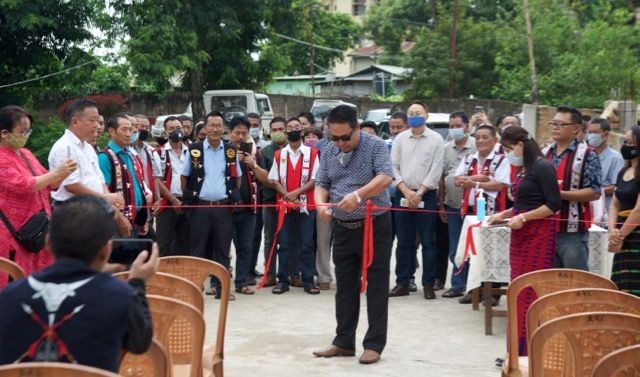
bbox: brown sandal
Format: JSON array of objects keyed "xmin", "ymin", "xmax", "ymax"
[{"xmin": 235, "ymin": 285, "xmax": 255, "ymax": 295}]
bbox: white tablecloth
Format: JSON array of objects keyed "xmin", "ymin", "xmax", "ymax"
[{"xmin": 454, "ymin": 215, "xmax": 614, "ymax": 294}]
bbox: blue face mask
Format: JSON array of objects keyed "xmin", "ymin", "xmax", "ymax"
[
  {"xmin": 586, "ymin": 133, "xmax": 603, "ymax": 148},
  {"xmin": 407, "ymin": 115, "xmax": 426, "ymax": 128},
  {"xmin": 506, "ymin": 151, "xmax": 523, "ymax": 167},
  {"xmin": 449, "ymin": 128, "xmax": 466, "ymax": 141},
  {"xmin": 129, "ymin": 132, "xmax": 139, "ymax": 144}
]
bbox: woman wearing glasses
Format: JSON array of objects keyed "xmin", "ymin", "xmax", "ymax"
[
  {"xmin": 0, "ymin": 106, "xmax": 77, "ymax": 287},
  {"xmin": 608, "ymin": 125, "xmax": 640, "ymax": 296},
  {"xmin": 487, "ymin": 126, "xmax": 562, "ymax": 355}
]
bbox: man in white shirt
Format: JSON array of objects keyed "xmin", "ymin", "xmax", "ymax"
[
  {"xmin": 389, "ymin": 101, "xmax": 444, "ymax": 300},
  {"xmin": 48, "ymin": 98, "xmax": 125, "ymax": 229}
]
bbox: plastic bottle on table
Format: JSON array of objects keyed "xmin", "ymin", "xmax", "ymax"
[{"xmin": 476, "ymin": 193, "xmax": 486, "ymax": 221}]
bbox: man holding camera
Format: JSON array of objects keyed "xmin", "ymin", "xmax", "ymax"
[{"xmin": 389, "ymin": 101, "xmax": 444, "ymax": 300}]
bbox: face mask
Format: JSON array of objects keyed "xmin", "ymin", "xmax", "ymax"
[
  {"xmin": 586, "ymin": 133, "xmax": 602, "ymax": 148},
  {"xmin": 449, "ymin": 128, "xmax": 466, "ymax": 141},
  {"xmin": 304, "ymin": 139, "xmax": 317, "ymax": 148},
  {"xmin": 138, "ymin": 129, "xmax": 149, "ymax": 141},
  {"xmin": 157, "ymin": 137, "xmax": 168, "ymax": 145},
  {"xmin": 407, "ymin": 115, "xmax": 426, "ymax": 128},
  {"xmin": 129, "ymin": 132, "xmax": 139, "ymax": 144},
  {"xmin": 249, "ymin": 127, "xmax": 260, "ymax": 139},
  {"xmin": 182, "ymin": 134, "xmax": 190, "ymax": 142},
  {"xmin": 621, "ymin": 145, "xmax": 638, "ymax": 160},
  {"xmin": 270, "ymin": 131, "xmax": 287, "ymax": 144},
  {"xmin": 7, "ymin": 134, "xmax": 29, "ymax": 149},
  {"xmin": 507, "ymin": 151, "xmax": 524, "ymax": 167},
  {"xmin": 287, "ymin": 130, "xmax": 302, "ymax": 142},
  {"xmin": 169, "ymin": 131, "xmax": 183, "ymax": 143}
]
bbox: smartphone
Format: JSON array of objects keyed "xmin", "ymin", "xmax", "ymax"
[
  {"xmin": 239, "ymin": 142, "xmax": 253, "ymax": 154},
  {"xmin": 474, "ymin": 106, "xmax": 484, "ymax": 114},
  {"xmin": 109, "ymin": 238, "xmax": 153, "ymax": 265}
]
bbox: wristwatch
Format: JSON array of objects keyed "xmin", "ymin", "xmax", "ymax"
[{"xmin": 353, "ymin": 190, "xmax": 363, "ymax": 204}]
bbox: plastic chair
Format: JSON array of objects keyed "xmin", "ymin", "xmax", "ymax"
[
  {"xmin": 147, "ymin": 294, "xmax": 205, "ymax": 377},
  {"xmin": 527, "ymin": 288, "xmax": 640, "ymax": 344},
  {"xmin": 114, "ymin": 271, "xmax": 204, "ymax": 313},
  {"xmin": 119, "ymin": 338, "xmax": 172, "ymax": 377},
  {"xmin": 158, "ymin": 256, "xmax": 231, "ymax": 377},
  {"xmin": 502, "ymin": 269, "xmax": 618, "ymax": 377},
  {"xmin": 529, "ymin": 312, "xmax": 640, "ymax": 377},
  {"xmin": 0, "ymin": 362, "xmax": 121, "ymax": 376},
  {"xmin": 591, "ymin": 344, "xmax": 640, "ymax": 377},
  {"xmin": 0, "ymin": 257, "xmax": 25, "ymax": 282}
]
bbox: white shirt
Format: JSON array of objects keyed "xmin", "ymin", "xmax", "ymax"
[
  {"xmin": 454, "ymin": 150, "xmax": 511, "ymax": 206},
  {"xmin": 154, "ymin": 143, "xmax": 189, "ymax": 196},
  {"xmin": 391, "ymin": 127, "xmax": 444, "ymax": 190},
  {"xmin": 268, "ymin": 144, "xmax": 319, "ymax": 181},
  {"xmin": 48, "ymin": 129, "xmax": 105, "ymax": 202}
]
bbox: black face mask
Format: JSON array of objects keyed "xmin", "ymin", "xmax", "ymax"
[
  {"xmin": 169, "ymin": 131, "xmax": 183, "ymax": 143},
  {"xmin": 621, "ymin": 145, "xmax": 638, "ymax": 160},
  {"xmin": 138, "ymin": 129, "xmax": 149, "ymax": 141},
  {"xmin": 182, "ymin": 134, "xmax": 191, "ymax": 142},
  {"xmin": 287, "ymin": 130, "xmax": 302, "ymax": 142}
]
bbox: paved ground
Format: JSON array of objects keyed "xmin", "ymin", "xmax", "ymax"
[{"xmin": 203, "ymin": 256, "xmax": 507, "ymax": 377}]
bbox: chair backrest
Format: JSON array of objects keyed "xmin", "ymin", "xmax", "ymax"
[
  {"xmin": 529, "ymin": 312, "xmax": 640, "ymax": 377},
  {"xmin": 0, "ymin": 362, "xmax": 121, "ymax": 376},
  {"xmin": 119, "ymin": 338, "xmax": 171, "ymax": 377},
  {"xmin": 527, "ymin": 288, "xmax": 640, "ymax": 343},
  {"xmin": 158, "ymin": 256, "xmax": 231, "ymax": 377},
  {"xmin": 147, "ymin": 294, "xmax": 205, "ymax": 377},
  {"xmin": 591, "ymin": 344, "xmax": 640, "ymax": 377},
  {"xmin": 505, "ymin": 269, "xmax": 617, "ymax": 373},
  {"xmin": 114, "ymin": 271, "xmax": 204, "ymax": 313},
  {"xmin": 0, "ymin": 257, "xmax": 25, "ymax": 283}
]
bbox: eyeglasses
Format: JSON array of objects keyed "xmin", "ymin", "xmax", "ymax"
[
  {"xmin": 330, "ymin": 129, "xmax": 355, "ymax": 142},
  {"xmin": 6, "ymin": 129, "xmax": 33, "ymax": 137},
  {"xmin": 549, "ymin": 122, "xmax": 577, "ymax": 129}
]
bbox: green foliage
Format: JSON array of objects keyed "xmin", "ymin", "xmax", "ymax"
[
  {"xmin": 27, "ymin": 117, "xmax": 66, "ymax": 167},
  {"xmin": 264, "ymin": 1, "xmax": 361, "ymax": 75}
]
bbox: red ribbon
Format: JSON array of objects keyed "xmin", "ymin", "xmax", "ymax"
[
  {"xmin": 360, "ymin": 200, "xmax": 375, "ymax": 293},
  {"xmin": 258, "ymin": 200, "xmax": 289, "ymax": 290},
  {"xmin": 454, "ymin": 221, "xmax": 482, "ymax": 275}
]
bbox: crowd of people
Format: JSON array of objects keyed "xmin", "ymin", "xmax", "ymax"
[{"xmin": 0, "ymin": 97, "xmax": 639, "ymax": 368}]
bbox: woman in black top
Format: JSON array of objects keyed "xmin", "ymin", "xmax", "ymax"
[
  {"xmin": 608, "ymin": 125, "xmax": 640, "ymax": 296},
  {"xmin": 487, "ymin": 126, "xmax": 562, "ymax": 356}
]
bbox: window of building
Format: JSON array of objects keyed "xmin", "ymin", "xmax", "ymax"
[{"xmin": 352, "ymin": 0, "xmax": 366, "ymax": 16}]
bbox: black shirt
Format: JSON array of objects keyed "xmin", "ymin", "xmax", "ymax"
[
  {"xmin": 513, "ymin": 158, "xmax": 562, "ymax": 212},
  {"xmin": 614, "ymin": 172, "xmax": 640, "ymax": 211}
]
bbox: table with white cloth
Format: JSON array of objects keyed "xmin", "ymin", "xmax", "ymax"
[{"xmin": 453, "ymin": 215, "xmax": 614, "ymax": 334}]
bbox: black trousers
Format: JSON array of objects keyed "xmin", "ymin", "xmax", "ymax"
[
  {"xmin": 156, "ymin": 207, "xmax": 190, "ymax": 257},
  {"xmin": 188, "ymin": 206, "xmax": 233, "ymax": 289},
  {"xmin": 331, "ymin": 212, "xmax": 392, "ymax": 354}
]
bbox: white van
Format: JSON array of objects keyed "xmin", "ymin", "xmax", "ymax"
[
  {"xmin": 151, "ymin": 90, "xmax": 274, "ymax": 139},
  {"xmin": 310, "ymin": 99, "xmax": 358, "ymax": 128}
]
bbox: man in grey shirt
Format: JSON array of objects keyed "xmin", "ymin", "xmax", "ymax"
[{"xmin": 439, "ymin": 111, "xmax": 476, "ymax": 299}]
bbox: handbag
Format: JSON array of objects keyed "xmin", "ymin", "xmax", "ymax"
[
  {"xmin": 0, "ymin": 210, "xmax": 49, "ymax": 253},
  {"xmin": 0, "ymin": 152, "xmax": 50, "ymax": 253}
]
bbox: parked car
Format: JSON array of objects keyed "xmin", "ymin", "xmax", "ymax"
[
  {"xmin": 310, "ymin": 99, "xmax": 358, "ymax": 128},
  {"xmin": 151, "ymin": 90, "xmax": 274, "ymax": 140},
  {"xmin": 364, "ymin": 108, "xmax": 391, "ymax": 125}
]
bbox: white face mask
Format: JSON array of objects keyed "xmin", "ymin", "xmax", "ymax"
[
  {"xmin": 587, "ymin": 133, "xmax": 603, "ymax": 148},
  {"xmin": 249, "ymin": 127, "xmax": 260, "ymax": 139},
  {"xmin": 507, "ymin": 151, "xmax": 524, "ymax": 167}
]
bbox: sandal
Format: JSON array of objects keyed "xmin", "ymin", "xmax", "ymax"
[
  {"xmin": 304, "ymin": 285, "xmax": 320, "ymax": 295},
  {"xmin": 272, "ymin": 283, "xmax": 290, "ymax": 295},
  {"xmin": 205, "ymin": 286, "xmax": 217, "ymax": 296},
  {"xmin": 235, "ymin": 285, "xmax": 255, "ymax": 295}
]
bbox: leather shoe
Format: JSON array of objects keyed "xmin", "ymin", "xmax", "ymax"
[
  {"xmin": 318, "ymin": 282, "xmax": 331, "ymax": 290},
  {"xmin": 423, "ymin": 286, "xmax": 436, "ymax": 299},
  {"xmin": 389, "ymin": 284, "xmax": 410, "ymax": 297},
  {"xmin": 459, "ymin": 292, "xmax": 473, "ymax": 304},
  {"xmin": 263, "ymin": 275, "xmax": 277, "ymax": 287},
  {"xmin": 441, "ymin": 288, "xmax": 464, "ymax": 298},
  {"xmin": 313, "ymin": 345, "xmax": 355, "ymax": 358},
  {"xmin": 433, "ymin": 278, "xmax": 444, "ymax": 291},
  {"xmin": 290, "ymin": 275, "xmax": 304, "ymax": 288},
  {"xmin": 359, "ymin": 349, "xmax": 381, "ymax": 365},
  {"xmin": 408, "ymin": 278, "xmax": 417, "ymax": 292}
]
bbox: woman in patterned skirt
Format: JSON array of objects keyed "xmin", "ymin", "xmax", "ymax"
[
  {"xmin": 487, "ymin": 126, "xmax": 562, "ymax": 355},
  {"xmin": 608, "ymin": 125, "xmax": 640, "ymax": 296}
]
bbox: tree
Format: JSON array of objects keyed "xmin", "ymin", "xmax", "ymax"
[{"xmin": 0, "ymin": 0, "xmax": 105, "ymax": 106}]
